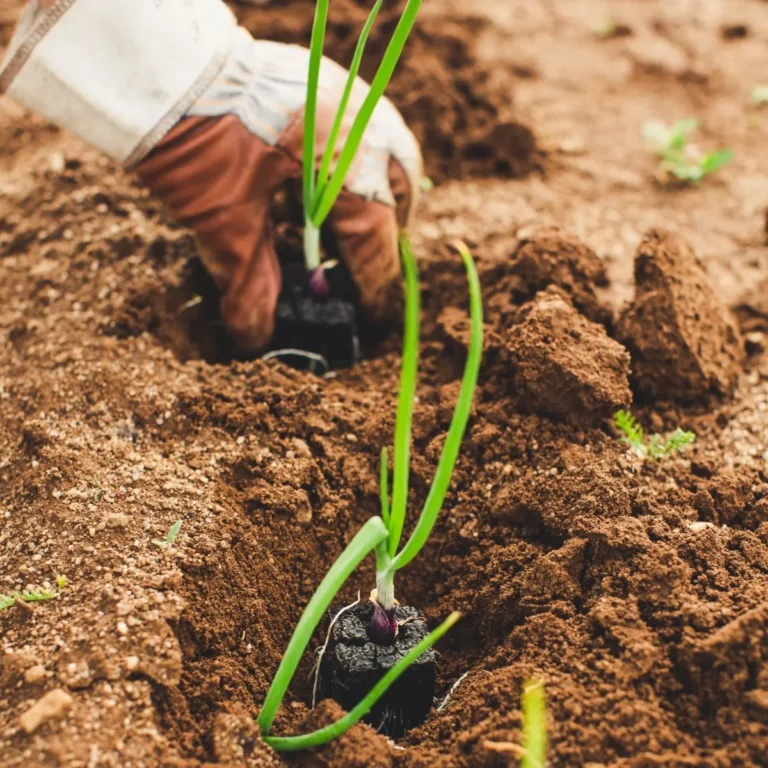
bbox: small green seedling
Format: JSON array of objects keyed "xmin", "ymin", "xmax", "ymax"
[
  {"xmin": 255, "ymin": 237, "xmax": 483, "ymax": 751},
  {"xmin": 153, "ymin": 520, "xmax": 183, "ymax": 550},
  {"xmin": 615, "ymin": 410, "xmax": 695, "ymax": 460},
  {"xmin": 521, "ymin": 678, "xmax": 548, "ymax": 768},
  {"xmin": 646, "ymin": 428, "xmax": 696, "ymax": 460},
  {"xmin": 642, "ymin": 118, "xmax": 733, "ymax": 185},
  {"xmin": 0, "ymin": 577, "xmax": 67, "ymax": 614},
  {"xmin": 751, "ymin": 86, "xmax": 768, "ymax": 106}
]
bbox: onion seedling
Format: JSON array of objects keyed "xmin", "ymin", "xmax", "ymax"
[
  {"xmin": 371, "ymin": 237, "xmax": 483, "ymax": 644},
  {"xmin": 255, "ymin": 237, "xmax": 483, "ymax": 749},
  {"xmin": 302, "ymin": 0, "xmax": 422, "ymax": 284}
]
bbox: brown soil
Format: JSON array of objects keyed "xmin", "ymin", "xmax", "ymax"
[{"xmin": 2, "ymin": 1, "xmax": 768, "ymax": 767}]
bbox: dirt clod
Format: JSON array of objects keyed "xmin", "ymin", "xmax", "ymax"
[
  {"xmin": 617, "ymin": 229, "xmax": 745, "ymax": 403},
  {"xmin": 484, "ymin": 227, "xmax": 611, "ymax": 326},
  {"xmin": 505, "ymin": 288, "xmax": 631, "ymax": 424},
  {"xmin": 19, "ymin": 688, "xmax": 73, "ymax": 734}
]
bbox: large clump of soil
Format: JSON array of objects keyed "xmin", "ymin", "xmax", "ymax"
[
  {"xmin": 617, "ymin": 229, "xmax": 745, "ymax": 403},
  {"xmin": 504, "ymin": 287, "xmax": 631, "ymax": 424},
  {"xmin": 482, "ymin": 227, "xmax": 611, "ymax": 327}
]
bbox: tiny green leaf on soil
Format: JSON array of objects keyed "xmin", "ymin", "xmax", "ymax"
[
  {"xmin": 0, "ymin": 580, "xmax": 66, "ymax": 614},
  {"xmin": 614, "ymin": 410, "xmax": 695, "ymax": 460},
  {"xmin": 592, "ymin": 19, "xmax": 617, "ymax": 38},
  {"xmin": 614, "ymin": 409, "xmax": 644, "ymax": 450},
  {"xmin": 154, "ymin": 520, "xmax": 183, "ymax": 549}
]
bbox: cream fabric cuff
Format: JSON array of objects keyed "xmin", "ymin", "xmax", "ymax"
[{"xmin": 0, "ymin": 0, "xmax": 237, "ymax": 166}]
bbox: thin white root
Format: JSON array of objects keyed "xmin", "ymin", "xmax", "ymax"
[
  {"xmin": 311, "ymin": 591, "xmax": 361, "ymax": 709},
  {"xmin": 261, "ymin": 348, "xmax": 329, "ymax": 376},
  {"xmin": 436, "ymin": 670, "xmax": 470, "ymax": 712}
]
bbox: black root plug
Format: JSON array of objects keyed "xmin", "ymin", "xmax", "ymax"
[
  {"xmin": 267, "ymin": 261, "xmax": 362, "ymax": 374},
  {"xmin": 318, "ymin": 602, "xmax": 437, "ymax": 738}
]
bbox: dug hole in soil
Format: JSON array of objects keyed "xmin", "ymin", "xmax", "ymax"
[{"xmin": 2, "ymin": 1, "xmax": 768, "ymax": 767}]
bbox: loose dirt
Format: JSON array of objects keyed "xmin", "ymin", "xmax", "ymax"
[{"xmin": 1, "ymin": 1, "xmax": 768, "ymax": 767}]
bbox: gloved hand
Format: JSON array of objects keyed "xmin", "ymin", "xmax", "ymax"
[
  {"xmin": 137, "ymin": 33, "xmax": 422, "ymax": 352},
  {"xmin": 1, "ymin": 1, "xmax": 422, "ymax": 353}
]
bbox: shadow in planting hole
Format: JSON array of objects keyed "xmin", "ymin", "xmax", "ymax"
[{"xmin": 148, "ymin": 479, "xmax": 493, "ymax": 759}]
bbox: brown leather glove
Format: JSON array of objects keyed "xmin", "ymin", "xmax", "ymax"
[{"xmin": 136, "ymin": 34, "xmax": 421, "ymax": 354}]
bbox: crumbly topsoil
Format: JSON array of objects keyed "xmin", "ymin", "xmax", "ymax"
[{"xmin": 2, "ymin": 1, "xmax": 768, "ymax": 767}]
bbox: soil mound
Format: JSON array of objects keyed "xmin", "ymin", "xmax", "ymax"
[
  {"xmin": 482, "ymin": 227, "xmax": 611, "ymax": 327},
  {"xmin": 617, "ymin": 229, "xmax": 745, "ymax": 403},
  {"xmin": 504, "ymin": 287, "xmax": 631, "ymax": 424}
]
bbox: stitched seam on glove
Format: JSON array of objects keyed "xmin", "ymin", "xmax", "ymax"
[
  {"xmin": 0, "ymin": 0, "xmax": 74, "ymax": 93},
  {"xmin": 124, "ymin": 41, "xmax": 235, "ymax": 168}
]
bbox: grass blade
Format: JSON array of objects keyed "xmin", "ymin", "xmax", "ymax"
[
  {"xmin": 392, "ymin": 240, "xmax": 483, "ymax": 572},
  {"xmin": 314, "ymin": 0, "xmax": 385, "ymax": 206},
  {"xmin": 264, "ymin": 611, "xmax": 461, "ymax": 751},
  {"xmin": 311, "ymin": 0, "xmax": 423, "ymax": 227},
  {"xmin": 387, "ymin": 235, "xmax": 420, "ymax": 557},
  {"xmin": 521, "ymin": 679, "xmax": 548, "ymax": 768},
  {"xmin": 256, "ymin": 517, "xmax": 389, "ymax": 735}
]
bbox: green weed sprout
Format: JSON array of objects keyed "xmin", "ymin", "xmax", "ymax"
[
  {"xmin": 614, "ymin": 409, "xmax": 644, "ymax": 452},
  {"xmin": 302, "ymin": 0, "xmax": 422, "ymax": 277},
  {"xmin": 521, "ymin": 679, "xmax": 548, "ymax": 768},
  {"xmin": 0, "ymin": 577, "xmax": 67, "ymax": 614},
  {"xmin": 614, "ymin": 410, "xmax": 695, "ymax": 460},
  {"xmin": 751, "ymin": 86, "xmax": 768, "ymax": 106},
  {"xmin": 153, "ymin": 520, "xmax": 183, "ymax": 550},
  {"xmin": 256, "ymin": 238, "xmax": 483, "ymax": 750},
  {"xmin": 642, "ymin": 118, "xmax": 733, "ymax": 185}
]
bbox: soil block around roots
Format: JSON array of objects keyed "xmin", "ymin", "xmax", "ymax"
[
  {"xmin": 318, "ymin": 602, "xmax": 437, "ymax": 738},
  {"xmin": 266, "ymin": 260, "xmax": 362, "ymax": 375}
]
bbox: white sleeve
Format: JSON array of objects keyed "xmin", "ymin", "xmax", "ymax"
[{"xmin": 0, "ymin": 0, "xmax": 237, "ymax": 166}]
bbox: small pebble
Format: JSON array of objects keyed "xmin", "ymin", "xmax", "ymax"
[{"xmin": 24, "ymin": 665, "xmax": 47, "ymax": 684}]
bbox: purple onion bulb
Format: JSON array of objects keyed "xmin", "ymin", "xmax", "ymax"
[
  {"xmin": 309, "ymin": 266, "xmax": 331, "ymax": 298},
  {"xmin": 368, "ymin": 601, "xmax": 398, "ymax": 646}
]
